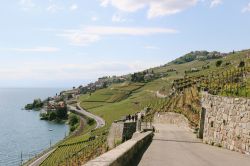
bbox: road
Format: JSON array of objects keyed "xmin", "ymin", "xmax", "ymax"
[
  {"xmin": 28, "ymin": 149, "xmax": 55, "ymax": 166},
  {"xmin": 138, "ymin": 124, "xmax": 250, "ymax": 166},
  {"xmin": 156, "ymin": 91, "xmax": 167, "ymax": 98},
  {"xmin": 68, "ymin": 103, "xmax": 105, "ymax": 129},
  {"xmin": 28, "ymin": 103, "xmax": 105, "ymax": 166}
]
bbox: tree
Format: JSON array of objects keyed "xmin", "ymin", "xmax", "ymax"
[
  {"xmin": 103, "ymin": 82, "xmax": 108, "ymax": 88},
  {"xmin": 56, "ymin": 105, "xmax": 68, "ymax": 119},
  {"xmin": 69, "ymin": 114, "xmax": 79, "ymax": 126},
  {"xmin": 131, "ymin": 72, "xmax": 145, "ymax": 82},
  {"xmin": 87, "ymin": 118, "xmax": 95, "ymax": 125},
  {"xmin": 48, "ymin": 112, "xmax": 57, "ymax": 121},
  {"xmin": 239, "ymin": 61, "xmax": 245, "ymax": 68},
  {"xmin": 216, "ymin": 60, "xmax": 223, "ymax": 67}
]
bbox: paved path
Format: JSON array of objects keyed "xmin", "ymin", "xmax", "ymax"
[
  {"xmin": 28, "ymin": 103, "xmax": 105, "ymax": 166},
  {"xmin": 138, "ymin": 124, "xmax": 250, "ymax": 166}
]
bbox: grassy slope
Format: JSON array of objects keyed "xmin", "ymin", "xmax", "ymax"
[{"xmin": 42, "ymin": 49, "xmax": 250, "ymax": 165}]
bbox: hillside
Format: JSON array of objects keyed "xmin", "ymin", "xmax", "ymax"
[
  {"xmin": 41, "ymin": 49, "xmax": 250, "ymax": 165},
  {"xmin": 172, "ymin": 50, "xmax": 225, "ymax": 64}
]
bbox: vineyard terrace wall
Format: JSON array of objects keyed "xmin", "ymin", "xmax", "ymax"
[
  {"xmin": 201, "ymin": 92, "xmax": 250, "ymax": 154},
  {"xmin": 107, "ymin": 121, "xmax": 137, "ymax": 149}
]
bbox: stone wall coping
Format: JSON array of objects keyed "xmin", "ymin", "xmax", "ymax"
[
  {"xmin": 201, "ymin": 91, "xmax": 249, "ymax": 101},
  {"xmin": 84, "ymin": 131, "xmax": 153, "ymax": 166}
]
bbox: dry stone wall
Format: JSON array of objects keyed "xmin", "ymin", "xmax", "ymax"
[
  {"xmin": 107, "ymin": 121, "xmax": 136, "ymax": 149},
  {"xmin": 201, "ymin": 92, "xmax": 250, "ymax": 154},
  {"xmin": 154, "ymin": 112, "xmax": 190, "ymax": 128}
]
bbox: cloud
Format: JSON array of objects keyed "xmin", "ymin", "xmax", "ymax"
[
  {"xmin": 100, "ymin": 0, "xmax": 198, "ymax": 18},
  {"xmin": 47, "ymin": 4, "xmax": 63, "ymax": 13},
  {"xmin": 69, "ymin": 4, "xmax": 78, "ymax": 11},
  {"xmin": 58, "ymin": 33, "xmax": 101, "ymax": 46},
  {"xmin": 112, "ymin": 13, "xmax": 127, "ymax": 22},
  {"xmin": 144, "ymin": 45, "xmax": 160, "ymax": 50},
  {"xmin": 210, "ymin": 0, "xmax": 222, "ymax": 8},
  {"xmin": 91, "ymin": 16, "xmax": 99, "ymax": 21},
  {"xmin": 3, "ymin": 47, "xmax": 60, "ymax": 52},
  {"xmin": 242, "ymin": 2, "xmax": 250, "ymax": 13},
  {"xmin": 58, "ymin": 26, "xmax": 178, "ymax": 46},
  {"xmin": 19, "ymin": 0, "xmax": 35, "ymax": 10}
]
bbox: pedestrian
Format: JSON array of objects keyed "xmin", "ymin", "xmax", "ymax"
[
  {"xmin": 135, "ymin": 114, "xmax": 138, "ymax": 121},
  {"xmin": 141, "ymin": 114, "xmax": 144, "ymax": 121}
]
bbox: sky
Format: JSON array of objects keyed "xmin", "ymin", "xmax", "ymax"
[{"xmin": 0, "ymin": 0, "xmax": 250, "ymax": 88}]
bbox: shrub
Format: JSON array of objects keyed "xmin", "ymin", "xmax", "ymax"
[
  {"xmin": 25, "ymin": 104, "xmax": 33, "ymax": 110},
  {"xmin": 33, "ymin": 99, "xmax": 43, "ymax": 108},
  {"xmin": 56, "ymin": 106, "xmax": 68, "ymax": 119},
  {"xmin": 69, "ymin": 114, "xmax": 79, "ymax": 126},
  {"xmin": 87, "ymin": 118, "xmax": 95, "ymax": 125},
  {"xmin": 239, "ymin": 61, "xmax": 245, "ymax": 67},
  {"xmin": 48, "ymin": 112, "xmax": 57, "ymax": 121},
  {"xmin": 216, "ymin": 60, "xmax": 223, "ymax": 67},
  {"xmin": 25, "ymin": 98, "xmax": 43, "ymax": 110},
  {"xmin": 70, "ymin": 125, "xmax": 76, "ymax": 132}
]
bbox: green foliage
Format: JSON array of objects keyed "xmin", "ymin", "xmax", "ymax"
[
  {"xmin": 216, "ymin": 60, "xmax": 223, "ymax": 67},
  {"xmin": 173, "ymin": 51, "xmax": 222, "ymax": 64},
  {"xmin": 131, "ymin": 72, "xmax": 146, "ymax": 82},
  {"xmin": 48, "ymin": 112, "xmax": 57, "ymax": 121},
  {"xmin": 56, "ymin": 106, "xmax": 68, "ymax": 119},
  {"xmin": 40, "ymin": 113, "xmax": 48, "ymax": 120},
  {"xmin": 25, "ymin": 104, "xmax": 33, "ymax": 110},
  {"xmin": 87, "ymin": 118, "xmax": 95, "ymax": 125},
  {"xmin": 69, "ymin": 114, "xmax": 79, "ymax": 126},
  {"xmin": 239, "ymin": 61, "xmax": 245, "ymax": 67},
  {"xmin": 25, "ymin": 98, "xmax": 43, "ymax": 110}
]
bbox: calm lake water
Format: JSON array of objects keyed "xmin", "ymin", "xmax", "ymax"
[{"xmin": 0, "ymin": 88, "xmax": 69, "ymax": 166}]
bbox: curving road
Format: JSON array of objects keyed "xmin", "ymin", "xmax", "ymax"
[
  {"xmin": 68, "ymin": 103, "xmax": 105, "ymax": 129},
  {"xmin": 138, "ymin": 124, "xmax": 250, "ymax": 166},
  {"xmin": 28, "ymin": 103, "xmax": 105, "ymax": 166}
]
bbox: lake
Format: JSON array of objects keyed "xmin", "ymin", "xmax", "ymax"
[{"xmin": 0, "ymin": 88, "xmax": 69, "ymax": 166}]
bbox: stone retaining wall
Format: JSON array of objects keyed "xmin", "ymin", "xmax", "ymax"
[
  {"xmin": 107, "ymin": 121, "xmax": 136, "ymax": 149},
  {"xmin": 201, "ymin": 92, "xmax": 250, "ymax": 154},
  {"xmin": 154, "ymin": 112, "xmax": 190, "ymax": 128},
  {"xmin": 84, "ymin": 131, "xmax": 153, "ymax": 166}
]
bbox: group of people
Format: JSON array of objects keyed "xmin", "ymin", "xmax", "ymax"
[{"xmin": 125, "ymin": 112, "xmax": 144, "ymax": 122}]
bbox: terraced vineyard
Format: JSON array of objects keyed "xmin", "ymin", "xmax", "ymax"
[
  {"xmin": 172, "ymin": 67, "xmax": 249, "ymax": 97},
  {"xmin": 41, "ymin": 130, "xmax": 108, "ymax": 166},
  {"xmin": 39, "ymin": 49, "xmax": 250, "ymax": 165}
]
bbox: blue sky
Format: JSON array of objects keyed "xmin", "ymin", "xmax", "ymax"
[{"xmin": 0, "ymin": 0, "xmax": 250, "ymax": 88}]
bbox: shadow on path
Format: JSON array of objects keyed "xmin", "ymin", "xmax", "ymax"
[{"xmin": 153, "ymin": 138, "xmax": 202, "ymax": 144}]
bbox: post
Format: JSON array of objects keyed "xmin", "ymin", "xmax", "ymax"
[
  {"xmin": 20, "ymin": 151, "xmax": 23, "ymax": 166},
  {"xmin": 136, "ymin": 119, "xmax": 141, "ymax": 132}
]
